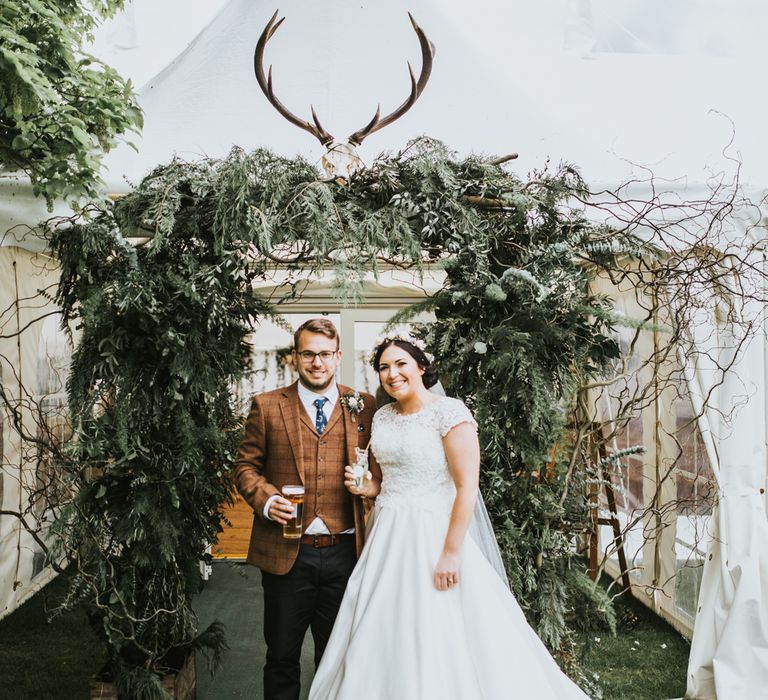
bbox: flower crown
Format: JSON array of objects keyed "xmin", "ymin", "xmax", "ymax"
[{"xmin": 367, "ymin": 328, "xmax": 435, "ymax": 366}]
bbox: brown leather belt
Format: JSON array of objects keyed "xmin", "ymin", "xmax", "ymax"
[{"xmin": 300, "ymin": 533, "xmax": 355, "ymax": 548}]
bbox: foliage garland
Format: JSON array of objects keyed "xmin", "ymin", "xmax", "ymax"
[{"xmin": 51, "ymin": 137, "xmax": 639, "ymax": 697}]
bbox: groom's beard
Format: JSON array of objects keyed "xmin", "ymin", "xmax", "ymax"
[{"xmin": 297, "ymin": 364, "xmax": 337, "ymax": 392}]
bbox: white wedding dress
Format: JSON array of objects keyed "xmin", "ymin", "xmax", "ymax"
[{"xmin": 308, "ymin": 397, "xmax": 590, "ymax": 700}]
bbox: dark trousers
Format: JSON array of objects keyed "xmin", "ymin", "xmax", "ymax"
[{"xmin": 261, "ymin": 540, "xmax": 356, "ymax": 700}]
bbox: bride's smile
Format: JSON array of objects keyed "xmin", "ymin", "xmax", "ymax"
[{"xmin": 378, "ymin": 345, "xmax": 428, "ymax": 406}]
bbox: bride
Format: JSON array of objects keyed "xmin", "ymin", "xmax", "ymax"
[{"xmin": 308, "ymin": 333, "xmax": 591, "ymax": 699}]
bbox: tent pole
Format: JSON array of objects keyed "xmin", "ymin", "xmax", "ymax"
[
  {"xmin": 763, "ymin": 249, "xmax": 768, "ymax": 477},
  {"xmin": 12, "ymin": 260, "xmax": 23, "ymax": 591}
]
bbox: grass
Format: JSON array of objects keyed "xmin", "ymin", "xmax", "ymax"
[
  {"xmin": 579, "ymin": 586, "xmax": 690, "ymax": 700},
  {"xmin": 0, "ymin": 575, "xmax": 105, "ymax": 700},
  {"xmin": 0, "ymin": 572, "xmax": 689, "ymax": 699}
]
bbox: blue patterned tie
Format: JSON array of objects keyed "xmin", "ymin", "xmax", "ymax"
[{"xmin": 313, "ymin": 397, "xmax": 328, "ymax": 434}]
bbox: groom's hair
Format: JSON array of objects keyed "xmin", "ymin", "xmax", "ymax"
[
  {"xmin": 293, "ymin": 318, "xmax": 340, "ymax": 350},
  {"xmin": 372, "ymin": 340, "xmax": 439, "ymax": 389}
]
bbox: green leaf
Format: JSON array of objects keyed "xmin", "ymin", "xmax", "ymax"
[{"xmin": 0, "ymin": 0, "xmax": 140, "ymax": 207}]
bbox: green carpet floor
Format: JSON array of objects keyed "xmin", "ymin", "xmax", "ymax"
[
  {"xmin": 0, "ymin": 562, "xmax": 687, "ymax": 698},
  {"xmin": 195, "ymin": 562, "xmax": 315, "ymax": 700}
]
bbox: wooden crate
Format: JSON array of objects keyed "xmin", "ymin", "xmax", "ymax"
[{"xmin": 90, "ymin": 652, "xmax": 195, "ymax": 699}]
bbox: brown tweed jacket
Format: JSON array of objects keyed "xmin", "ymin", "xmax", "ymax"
[{"xmin": 234, "ymin": 381, "xmax": 378, "ymax": 574}]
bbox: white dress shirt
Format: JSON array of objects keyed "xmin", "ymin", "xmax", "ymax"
[{"xmin": 264, "ymin": 383, "xmax": 352, "ymax": 535}]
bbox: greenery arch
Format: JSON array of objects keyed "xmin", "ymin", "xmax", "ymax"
[{"xmin": 51, "ymin": 137, "xmax": 646, "ymax": 697}]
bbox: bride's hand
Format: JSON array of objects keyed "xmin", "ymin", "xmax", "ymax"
[
  {"xmin": 434, "ymin": 550, "xmax": 461, "ymax": 591},
  {"xmin": 344, "ymin": 465, "xmax": 377, "ymax": 498}
]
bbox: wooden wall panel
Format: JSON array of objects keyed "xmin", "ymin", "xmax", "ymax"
[{"xmin": 213, "ymin": 492, "xmax": 253, "ymax": 559}]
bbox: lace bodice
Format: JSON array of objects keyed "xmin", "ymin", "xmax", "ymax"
[{"xmin": 371, "ymin": 397, "xmax": 477, "ymax": 510}]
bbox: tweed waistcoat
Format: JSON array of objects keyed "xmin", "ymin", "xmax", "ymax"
[
  {"xmin": 233, "ymin": 381, "xmax": 378, "ymax": 575},
  {"xmin": 298, "ymin": 402, "xmax": 355, "ymax": 533}
]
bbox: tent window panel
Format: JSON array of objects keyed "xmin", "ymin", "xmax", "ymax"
[
  {"xmin": 34, "ymin": 394, "xmax": 72, "ymax": 516},
  {"xmin": 598, "ymin": 407, "xmax": 646, "ymax": 579},
  {"xmin": 599, "ymin": 326, "xmax": 648, "ymax": 579},
  {"xmin": 598, "ymin": 510, "xmax": 645, "ymax": 575},
  {"xmin": 32, "ymin": 317, "xmax": 74, "ymax": 579},
  {"xmin": 603, "ymin": 326, "xmax": 646, "ymax": 511},
  {"xmin": 671, "ymin": 376, "xmax": 715, "ymax": 620},
  {"xmin": 674, "ymin": 514, "xmax": 708, "ymax": 619},
  {"xmin": 610, "ymin": 415, "xmax": 645, "ymax": 511},
  {"xmin": 674, "ymin": 415, "xmax": 715, "ymax": 515}
]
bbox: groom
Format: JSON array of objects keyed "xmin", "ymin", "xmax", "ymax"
[{"xmin": 234, "ymin": 318, "xmax": 377, "ymax": 700}]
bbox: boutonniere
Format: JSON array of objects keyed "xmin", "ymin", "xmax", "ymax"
[{"xmin": 340, "ymin": 391, "xmax": 365, "ymax": 422}]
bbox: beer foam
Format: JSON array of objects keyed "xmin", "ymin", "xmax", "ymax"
[{"xmin": 282, "ymin": 485, "xmax": 305, "ymax": 496}]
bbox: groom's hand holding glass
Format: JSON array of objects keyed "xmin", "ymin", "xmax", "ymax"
[{"xmin": 266, "ymin": 495, "xmax": 297, "ymax": 525}]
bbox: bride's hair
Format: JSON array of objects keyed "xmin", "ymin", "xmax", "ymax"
[{"xmin": 371, "ymin": 339, "xmax": 439, "ymax": 389}]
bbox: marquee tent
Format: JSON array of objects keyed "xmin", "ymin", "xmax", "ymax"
[{"xmin": 1, "ymin": 2, "xmax": 767, "ymax": 698}]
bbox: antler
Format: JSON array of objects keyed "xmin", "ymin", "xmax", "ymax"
[
  {"xmin": 347, "ymin": 12, "xmax": 435, "ymax": 146},
  {"xmin": 254, "ymin": 11, "xmax": 435, "ymax": 151},
  {"xmin": 254, "ymin": 10, "xmax": 335, "ymax": 146}
]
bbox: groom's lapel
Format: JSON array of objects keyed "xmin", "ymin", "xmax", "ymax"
[
  {"xmin": 338, "ymin": 383, "xmax": 365, "ymax": 555},
  {"xmin": 338, "ymin": 384, "xmax": 360, "ymax": 467},
  {"xmin": 279, "ymin": 382, "xmax": 305, "ymax": 482}
]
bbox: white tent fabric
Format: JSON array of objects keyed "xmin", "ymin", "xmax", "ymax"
[
  {"xmin": 3, "ymin": 0, "xmax": 767, "ymax": 248},
  {"xmin": 0, "ymin": 247, "xmax": 67, "ymax": 621},
  {"xmin": 100, "ymin": 0, "xmax": 768, "ymax": 198},
  {"xmin": 85, "ymin": 0, "xmax": 229, "ymax": 90},
  {"xmin": 684, "ymin": 287, "xmax": 768, "ymax": 699}
]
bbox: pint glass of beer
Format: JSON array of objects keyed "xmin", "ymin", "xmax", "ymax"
[{"xmin": 282, "ymin": 485, "xmax": 304, "ymax": 539}]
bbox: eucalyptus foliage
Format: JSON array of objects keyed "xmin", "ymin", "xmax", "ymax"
[
  {"xmin": 52, "ymin": 138, "xmax": 637, "ymax": 696},
  {"xmin": 0, "ymin": 0, "xmax": 142, "ymax": 205}
]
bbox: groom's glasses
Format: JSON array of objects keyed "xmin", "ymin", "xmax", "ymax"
[{"xmin": 297, "ymin": 350, "xmax": 337, "ymax": 363}]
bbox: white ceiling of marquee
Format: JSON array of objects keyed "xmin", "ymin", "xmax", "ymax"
[{"xmin": 87, "ymin": 0, "xmax": 767, "ymax": 198}]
